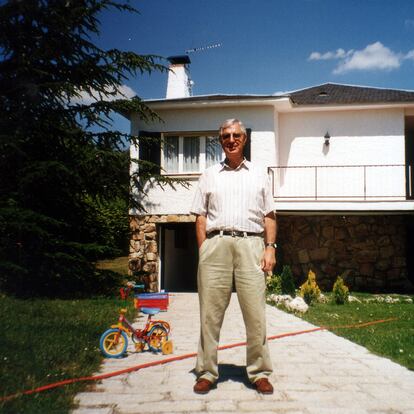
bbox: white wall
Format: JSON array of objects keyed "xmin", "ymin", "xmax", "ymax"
[
  {"xmin": 276, "ymin": 108, "xmax": 406, "ymax": 200},
  {"xmin": 279, "ymin": 108, "xmax": 404, "ymax": 166},
  {"xmin": 130, "ymin": 105, "xmax": 408, "ymax": 214},
  {"xmin": 131, "ymin": 105, "xmax": 277, "ymax": 215}
]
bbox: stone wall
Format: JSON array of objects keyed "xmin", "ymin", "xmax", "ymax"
[
  {"xmin": 130, "ymin": 213, "xmax": 413, "ymax": 293},
  {"xmin": 277, "ymin": 214, "xmax": 413, "ymax": 292},
  {"xmin": 129, "ymin": 214, "xmax": 196, "ymax": 292}
]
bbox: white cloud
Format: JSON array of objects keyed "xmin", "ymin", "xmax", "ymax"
[
  {"xmin": 309, "ymin": 42, "xmax": 410, "ymax": 74},
  {"xmin": 308, "ymin": 48, "xmax": 352, "ymax": 61},
  {"xmin": 334, "ymin": 42, "xmax": 401, "ymax": 74},
  {"xmin": 405, "ymin": 50, "xmax": 414, "ymax": 61},
  {"xmin": 70, "ymin": 84, "xmax": 136, "ymax": 105}
]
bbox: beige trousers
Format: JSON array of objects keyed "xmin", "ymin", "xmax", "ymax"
[{"xmin": 195, "ymin": 234, "xmax": 273, "ymax": 383}]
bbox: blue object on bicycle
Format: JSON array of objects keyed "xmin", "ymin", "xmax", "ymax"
[{"xmin": 141, "ymin": 307, "xmax": 160, "ymax": 315}]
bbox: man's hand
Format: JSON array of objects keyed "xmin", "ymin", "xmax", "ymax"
[
  {"xmin": 261, "ymin": 247, "xmax": 276, "ymax": 273},
  {"xmin": 262, "ymin": 212, "xmax": 277, "ymax": 273}
]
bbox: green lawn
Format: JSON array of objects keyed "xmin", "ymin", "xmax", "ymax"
[
  {"xmin": 95, "ymin": 255, "xmax": 129, "ymax": 276},
  {"xmin": 2, "ymin": 287, "xmax": 413, "ymax": 413},
  {"xmin": 295, "ymin": 293, "xmax": 414, "ymax": 370},
  {"xmin": 0, "ymin": 296, "xmax": 135, "ymax": 414}
]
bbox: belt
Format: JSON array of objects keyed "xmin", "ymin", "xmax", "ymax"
[{"xmin": 207, "ymin": 230, "xmax": 263, "ymax": 238}]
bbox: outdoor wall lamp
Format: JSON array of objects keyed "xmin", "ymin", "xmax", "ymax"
[{"xmin": 324, "ymin": 131, "xmax": 330, "ymax": 146}]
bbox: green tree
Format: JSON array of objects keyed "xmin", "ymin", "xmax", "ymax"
[{"xmin": 0, "ymin": 0, "xmax": 169, "ymax": 297}]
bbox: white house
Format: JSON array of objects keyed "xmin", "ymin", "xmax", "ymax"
[{"xmin": 127, "ymin": 56, "xmax": 414, "ymax": 293}]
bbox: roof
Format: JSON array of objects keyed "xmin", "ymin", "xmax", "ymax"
[
  {"xmin": 144, "ymin": 93, "xmax": 280, "ymax": 104},
  {"xmin": 288, "ymin": 83, "xmax": 414, "ymax": 105},
  {"xmin": 139, "ymin": 83, "xmax": 414, "ymax": 110}
]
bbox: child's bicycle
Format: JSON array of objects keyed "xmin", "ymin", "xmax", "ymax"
[
  {"xmin": 99, "ymin": 306, "xmax": 173, "ymax": 358},
  {"xmin": 100, "ymin": 282, "xmax": 172, "ymax": 358}
]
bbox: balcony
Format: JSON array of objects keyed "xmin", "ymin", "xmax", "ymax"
[{"xmin": 268, "ymin": 164, "xmax": 414, "ymax": 211}]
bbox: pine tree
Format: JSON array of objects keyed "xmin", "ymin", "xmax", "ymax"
[{"xmin": 0, "ymin": 0, "xmax": 168, "ymax": 297}]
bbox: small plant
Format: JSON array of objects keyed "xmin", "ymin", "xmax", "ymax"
[
  {"xmin": 280, "ymin": 265, "xmax": 296, "ymax": 297},
  {"xmin": 299, "ymin": 269, "xmax": 321, "ymax": 305},
  {"xmin": 266, "ymin": 273, "xmax": 282, "ymax": 295},
  {"xmin": 332, "ymin": 276, "xmax": 350, "ymax": 304}
]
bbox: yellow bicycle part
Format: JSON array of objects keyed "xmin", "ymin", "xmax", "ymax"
[
  {"xmin": 110, "ymin": 324, "xmax": 130, "ymax": 334},
  {"xmin": 161, "ymin": 340, "xmax": 173, "ymax": 355},
  {"xmin": 102, "ymin": 331, "xmax": 127, "ymax": 356},
  {"xmin": 135, "ymin": 341, "xmax": 145, "ymax": 353},
  {"xmin": 149, "ymin": 338, "xmax": 161, "ymax": 349}
]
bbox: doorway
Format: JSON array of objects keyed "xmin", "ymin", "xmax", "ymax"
[{"xmin": 160, "ymin": 223, "xmax": 198, "ymax": 292}]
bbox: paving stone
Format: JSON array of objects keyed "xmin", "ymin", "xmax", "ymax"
[
  {"xmin": 75, "ymin": 392, "xmax": 163, "ymax": 406},
  {"xmin": 237, "ymin": 400, "xmax": 306, "ymax": 411},
  {"xmin": 206, "ymin": 400, "xmax": 238, "ymax": 411},
  {"xmin": 71, "ymin": 408, "xmax": 114, "ymax": 414},
  {"xmin": 115, "ymin": 400, "xmax": 205, "ymax": 413},
  {"xmin": 72, "ymin": 293, "xmax": 414, "ymax": 414},
  {"xmin": 307, "ymin": 409, "xmax": 368, "ymax": 414}
]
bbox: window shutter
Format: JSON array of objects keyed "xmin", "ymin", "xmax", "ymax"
[
  {"xmin": 138, "ymin": 131, "xmax": 161, "ymax": 175},
  {"xmin": 244, "ymin": 128, "xmax": 252, "ymax": 161}
]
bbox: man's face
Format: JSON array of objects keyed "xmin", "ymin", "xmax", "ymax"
[{"xmin": 220, "ymin": 123, "xmax": 246, "ymax": 160}]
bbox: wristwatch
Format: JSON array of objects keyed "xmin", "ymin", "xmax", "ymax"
[{"xmin": 265, "ymin": 242, "xmax": 277, "ymax": 248}]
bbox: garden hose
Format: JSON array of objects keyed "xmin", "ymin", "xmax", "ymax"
[{"xmin": 0, "ymin": 317, "xmax": 397, "ymax": 402}]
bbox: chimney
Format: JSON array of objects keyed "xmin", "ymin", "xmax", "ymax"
[{"xmin": 166, "ymin": 55, "xmax": 192, "ymax": 99}]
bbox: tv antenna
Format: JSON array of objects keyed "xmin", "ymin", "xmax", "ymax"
[
  {"xmin": 185, "ymin": 43, "xmax": 222, "ymax": 55},
  {"xmin": 179, "ymin": 43, "xmax": 221, "ymax": 96}
]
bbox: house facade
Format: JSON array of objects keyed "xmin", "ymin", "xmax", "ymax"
[{"xmin": 128, "ymin": 60, "xmax": 414, "ymax": 293}]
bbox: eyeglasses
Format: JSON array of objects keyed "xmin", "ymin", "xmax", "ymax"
[{"xmin": 220, "ymin": 133, "xmax": 244, "ymax": 141}]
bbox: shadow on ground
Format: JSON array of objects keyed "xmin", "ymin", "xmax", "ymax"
[{"xmin": 190, "ymin": 364, "xmax": 252, "ymax": 388}]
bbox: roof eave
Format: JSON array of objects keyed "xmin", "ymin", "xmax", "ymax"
[
  {"xmin": 284, "ymin": 101, "xmax": 414, "ymax": 112},
  {"xmin": 141, "ymin": 96, "xmax": 291, "ymax": 110}
]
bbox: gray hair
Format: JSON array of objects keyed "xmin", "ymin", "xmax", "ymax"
[{"xmin": 219, "ymin": 118, "xmax": 247, "ymax": 137}]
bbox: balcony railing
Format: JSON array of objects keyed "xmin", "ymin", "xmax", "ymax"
[{"xmin": 268, "ymin": 164, "xmax": 413, "ymax": 201}]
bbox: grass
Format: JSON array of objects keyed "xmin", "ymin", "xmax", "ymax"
[
  {"xmin": 0, "ymin": 296, "xmax": 135, "ymax": 414},
  {"xmin": 95, "ymin": 255, "xmax": 129, "ymax": 276},
  {"xmin": 291, "ymin": 293, "xmax": 414, "ymax": 370}
]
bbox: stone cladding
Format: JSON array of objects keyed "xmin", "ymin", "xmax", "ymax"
[
  {"xmin": 278, "ymin": 214, "xmax": 413, "ymax": 292},
  {"xmin": 129, "ymin": 214, "xmax": 196, "ymax": 292},
  {"xmin": 129, "ymin": 213, "xmax": 413, "ymax": 293}
]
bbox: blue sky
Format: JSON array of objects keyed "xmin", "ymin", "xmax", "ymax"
[{"xmin": 96, "ymin": 0, "xmax": 414, "ymax": 131}]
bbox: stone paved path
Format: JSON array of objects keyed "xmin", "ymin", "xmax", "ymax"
[{"xmin": 73, "ymin": 293, "xmax": 414, "ymax": 414}]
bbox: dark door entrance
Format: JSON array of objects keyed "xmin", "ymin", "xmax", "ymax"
[{"xmin": 160, "ymin": 223, "xmax": 198, "ymax": 292}]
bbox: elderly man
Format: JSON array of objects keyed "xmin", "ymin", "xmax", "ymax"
[{"xmin": 190, "ymin": 118, "xmax": 277, "ymax": 394}]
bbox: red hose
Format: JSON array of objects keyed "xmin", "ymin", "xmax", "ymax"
[{"xmin": 0, "ymin": 317, "xmax": 397, "ymax": 402}]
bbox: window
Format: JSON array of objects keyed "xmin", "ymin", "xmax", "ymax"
[
  {"xmin": 206, "ymin": 136, "xmax": 222, "ymax": 167},
  {"xmin": 162, "ymin": 134, "xmax": 223, "ymax": 174},
  {"xmin": 164, "ymin": 136, "xmax": 179, "ymax": 173}
]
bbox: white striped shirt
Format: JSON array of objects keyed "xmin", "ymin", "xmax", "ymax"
[{"xmin": 190, "ymin": 159, "xmax": 275, "ymax": 234}]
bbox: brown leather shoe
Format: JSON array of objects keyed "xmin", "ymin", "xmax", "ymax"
[
  {"xmin": 193, "ymin": 378, "xmax": 213, "ymax": 394},
  {"xmin": 254, "ymin": 378, "xmax": 274, "ymax": 394}
]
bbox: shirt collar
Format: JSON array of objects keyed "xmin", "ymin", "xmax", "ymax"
[{"xmin": 220, "ymin": 157, "xmax": 249, "ymax": 171}]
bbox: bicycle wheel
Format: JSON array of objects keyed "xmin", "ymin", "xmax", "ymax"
[
  {"xmin": 148, "ymin": 324, "xmax": 168, "ymax": 352},
  {"xmin": 162, "ymin": 340, "xmax": 173, "ymax": 355},
  {"xmin": 100, "ymin": 328, "xmax": 128, "ymax": 358}
]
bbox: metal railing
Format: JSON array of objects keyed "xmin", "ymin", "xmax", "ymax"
[{"xmin": 268, "ymin": 164, "xmax": 412, "ymax": 201}]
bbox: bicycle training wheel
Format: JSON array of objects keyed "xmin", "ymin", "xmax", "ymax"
[
  {"xmin": 100, "ymin": 328, "xmax": 128, "ymax": 358},
  {"xmin": 148, "ymin": 324, "xmax": 168, "ymax": 352},
  {"xmin": 162, "ymin": 340, "xmax": 173, "ymax": 355}
]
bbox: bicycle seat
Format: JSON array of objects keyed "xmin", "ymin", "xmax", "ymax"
[{"xmin": 140, "ymin": 307, "xmax": 160, "ymax": 315}]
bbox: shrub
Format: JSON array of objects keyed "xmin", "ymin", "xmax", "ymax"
[
  {"xmin": 332, "ymin": 276, "xmax": 350, "ymax": 304},
  {"xmin": 299, "ymin": 269, "xmax": 321, "ymax": 305},
  {"xmin": 266, "ymin": 273, "xmax": 282, "ymax": 295},
  {"xmin": 280, "ymin": 265, "xmax": 296, "ymax": 297}
]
